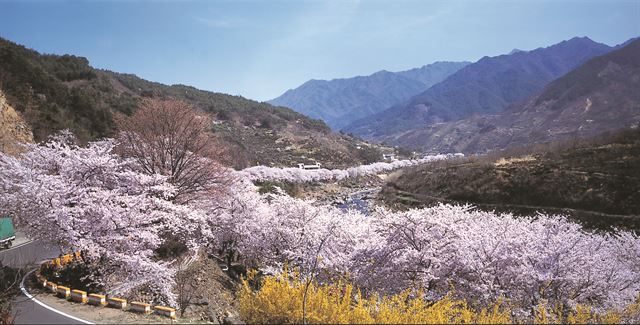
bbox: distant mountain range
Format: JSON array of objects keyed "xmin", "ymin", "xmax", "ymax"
[
  {"xmin": 343, "ymin": 37, "xmax": 615, "ymax": 140},
  {"xmin": 268, "ymin": 61, "xmax": 468, "ymax": 130},
  {"xmin": 393, "ymin": 39, "xmax": 640, "ymax": 153}
]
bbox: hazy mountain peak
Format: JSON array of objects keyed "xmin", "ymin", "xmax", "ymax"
[
  {"xmin": 268, "ymin": 61, "xmax": 468, "ymax": 130},
  {"xmin": 569, "ymin": 35, "xmax": 593, "ymax": 41},
  {"xmin": 553, "ymin": 35, "xmax": 606, "ymax": 49},
  {"xmin": 343, "ymin": 36, "xmax": 614, "ymax": 140},
  {"xmin": 614, "ymin": 36, "xmax": 639, "ymax": 49},
  {"xmin": 391, "ymin": 39, "xmax": 640, "ymax": 154}
]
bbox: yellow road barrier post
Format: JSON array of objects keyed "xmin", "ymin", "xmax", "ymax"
[
  {"xmin": 56, "ymin": 286, "xmax": 71, "ymax": 299},
  {"xmin": 88, "ymin": 294, "xmax": 107, "ymax": 306},
  {"xmin": 130, "ymin": 301, "xmax": 152, "ymax": 314},
  {"xmin": 107, "ymin": 297, "xmax": 127, "ymax": 309},
  {"xmin": 154, "ymin": 305, "xmax": 177, "ymax": 319},
  {"xmin": 71, "ymin": 289, "xmax": 88, "ymax": 303}
]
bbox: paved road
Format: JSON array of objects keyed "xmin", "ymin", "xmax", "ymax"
[
  {"xmin": 1, "ymin": 240, "xmax": 88, "ymax": 324},
  {"xmin": 0, "ymin": 239, "xmax": 57, "ymax": 268}
]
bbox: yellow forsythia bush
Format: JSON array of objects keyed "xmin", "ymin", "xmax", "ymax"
[
  {"xmin": 239, "ymin": 268, "xmax": 640, "ymax": 324},
  {"xmin": 239, "ymin": 268, "xmax": 509, "ymax": 324},
  {"xmin": 534, "ymin": 300, "xmax": 640, "ymax": 324}
]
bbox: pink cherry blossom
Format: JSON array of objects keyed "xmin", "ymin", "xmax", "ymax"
[{"xmin": 1, "ymin": 132, "xmax": 638, "ymax": 315}]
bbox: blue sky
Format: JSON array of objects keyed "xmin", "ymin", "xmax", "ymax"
[{"xmin": 0, "ymin": 0, "xmax": 638, "ymax": 101}]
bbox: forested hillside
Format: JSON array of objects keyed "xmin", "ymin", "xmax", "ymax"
[
  {"xmin": 0, "ymin": 37, "xmax": 377, "ymax": 168},
  {"xmin": 381, "ymin": 128, "xmax": 640, "ymax": 230}
]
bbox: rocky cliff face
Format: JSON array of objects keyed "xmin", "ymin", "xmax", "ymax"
[{"xmin": 0, "ymin": 90, "xmax": 33, "ymax": 155}]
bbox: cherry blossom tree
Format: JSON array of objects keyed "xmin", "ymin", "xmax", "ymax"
[
  {"xmin": 1, "ymin": 131, "xmax": 638, "ymax": 316},
  {"xmin": 204, "ymin": 180, "xmax": 370, "ymax": 278},
  {"xmin": 351, "ymin": 205, "xmax": 640, "ymax": 315},
  {"xmin": 210, "ymin": 182, "xmax": 639, "ymax": 316},
  {"xmin": 0, "ymin": 132, "xmax": 205, "ymax": 305}
]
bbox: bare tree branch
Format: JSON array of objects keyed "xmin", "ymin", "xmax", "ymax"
[{"xmin": 115, "ymin": 99, "xmax": 235, "ymax": 202}]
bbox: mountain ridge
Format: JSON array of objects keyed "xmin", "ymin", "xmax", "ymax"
[
  {"xmin": 343, "ymin": 36, "xmax": 614, "ymax": 140},
  {"xmin": 268, "ymin": 61, "xmax": 469, "ymax": 130},
  {"xmin": 392, "ymin": 39, "xmax": 640, "ymax": 153},
  {"xmin": 0, "ymin": 37, "xmax": 378, "ymax": 169}
]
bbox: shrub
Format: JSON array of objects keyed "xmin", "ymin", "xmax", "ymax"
[
  {"xmin": 532, "ymin": 300, "xmax": 640, "ymax": 324},
  {"xmin": 239, "ymin": 268, "xmax": 640, "ymax": 324},
  {"xmin": 256, "ymin": 181, "xmax": 301, "ymax": 197},
  {"xmin": 239, "ymin": 268, "xmax": 511, "ymax": 324}
]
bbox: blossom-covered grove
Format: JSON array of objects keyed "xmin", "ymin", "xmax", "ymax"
[
  {"xmin": 239, "ymin": 153, "xmax": 463, "ymax": 182},
  {"xmin": 1, "ymin": 134, "xmax": 638, "ymax": 318}
]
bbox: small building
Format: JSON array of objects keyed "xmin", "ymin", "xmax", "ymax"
[
  {"xmin": 298, "ymin": 162, "xmax": 322, "ymax": 170},
  {"xmin": 382, "ymin": 154, "xmax": 396, "ymax": 161}
]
